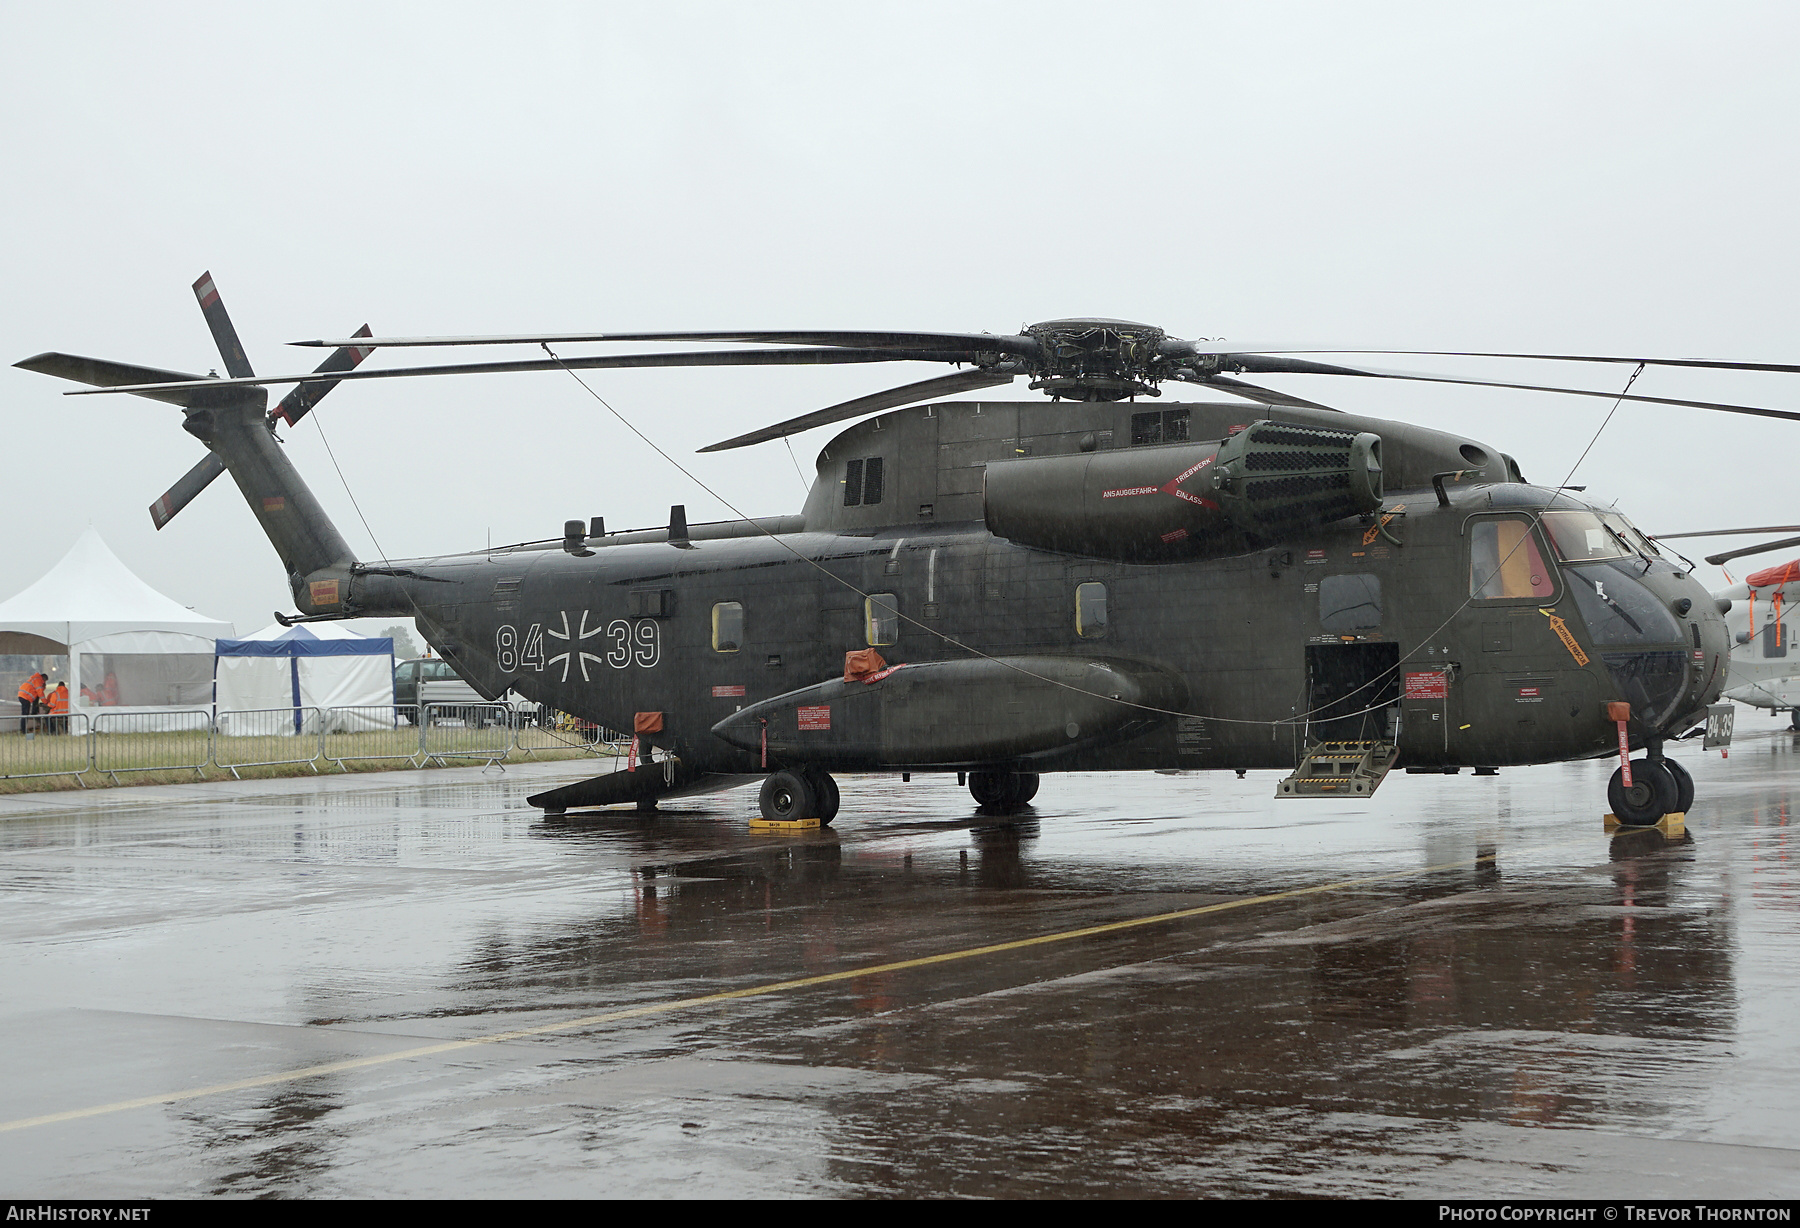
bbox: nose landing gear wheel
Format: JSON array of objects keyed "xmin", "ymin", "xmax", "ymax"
[
  {"xmin": 1608, "ymin": 759, "xmax": 1679, "ymax": 826},
  {"xmin": 802, "ymin": 767, "xmax": 840, "ymax": 825},
  {"xmin": 1662, "ymin": 758, "xmax": 1695, "ymax": 815}
]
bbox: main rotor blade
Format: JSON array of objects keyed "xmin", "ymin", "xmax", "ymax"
[
  {"xmin": 191, "ymin": 272, "xmax": 255, "ymax": 378},
  {"xmin": 1170, "ymin": 371, "xmax": 1341, "ymax": 412},
  {"xmin": 1185, "ymin": 343, "xmax": 1800, "ymax": 376},
  {"xmin": 1651, "ymin": 525, "xmax": 1800, "ymax": 541},
  {"xmin": 294, "ymin": 329, "xmax": 1039, "ymax": 356},
  {"xmin": 1706, "ymin": 535, "xmax": 1800, "ymax": 566},
  {"xmin": 700, "ymin": 369, "xmax": 1019, "ymax": 452},
  {"xmin": 56, "ymin": 347, "xmax": 972, "ymax": 396},
  {"xmin": 271, "ymin": 324, "xmax": 374, "ymax": 427},
  {"xmin": 1224, "ymin": 355, "xmax": 1800, "ymax": 424}
]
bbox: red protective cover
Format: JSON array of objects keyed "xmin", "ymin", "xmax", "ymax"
[
  {"xmin": 843, "ymin": 649, "xmax": 888, "ymax": 682},
  {"xmin": 633, "ymin": 711, "xmax": 664, "ymax": 734},
  {"xmin": 1746, "ymin": 559, "xmax": 1800, "ymax": 589}
]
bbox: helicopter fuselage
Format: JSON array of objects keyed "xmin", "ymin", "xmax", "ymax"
[{"xmin": 340, "ymin": 399, "xmax": 1728, "ymax": 780}]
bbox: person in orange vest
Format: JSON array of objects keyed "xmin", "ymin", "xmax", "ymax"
[
  {"xmin": 100, "ymin": 672, "xmax": 120, "ymax": 706},
  {"xmin": 46, "ymin": 681, "xmax": 69, "ymax": 733},
  {"xmin": 16, "ymin": 671, "xmax": 46, "ymax": 733}
]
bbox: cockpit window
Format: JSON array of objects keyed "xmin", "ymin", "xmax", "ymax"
[
  {"xmin": 1470, "ymin": 519, "xmax": 1555, "ymax": 600},
  {"xmin": 1598, "ymin": 511, "xmax": 1662, "ymax": 559},
  {"xmin": 1563, "ymin": 560, "xmax": 1683, "ymax": 646},
  {"xmin": 1542, "ymin": 511, "xmax": 1630, "ymax": 563}
]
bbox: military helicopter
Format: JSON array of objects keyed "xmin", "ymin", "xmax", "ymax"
[{"xmin": 19, "ymin": 278, "xmax": 1800, "ymax": 827}]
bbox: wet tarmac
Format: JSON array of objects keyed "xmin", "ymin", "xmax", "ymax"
[{"xmin": 3, "ymin": 724, "xmax": 1799, "ymax": 1199}]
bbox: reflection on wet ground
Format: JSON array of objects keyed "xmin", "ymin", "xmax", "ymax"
[{"xmin": 2, "ymin": 724, "xmax": 1798, "ymax": 1197}]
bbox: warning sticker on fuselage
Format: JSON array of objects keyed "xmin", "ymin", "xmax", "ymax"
[{"xmin": 1405, "ymin": 671, "xmax": 1449, "ymax": 700}]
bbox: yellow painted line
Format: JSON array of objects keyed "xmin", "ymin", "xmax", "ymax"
[{"xmin": 0, "ymin": 842, "xmax": 1568, "ymax": 1133}]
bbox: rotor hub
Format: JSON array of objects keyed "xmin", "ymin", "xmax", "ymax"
[{"xmin": 1023, "ymin": 319, "xmax": 1169, "ymax": 400}]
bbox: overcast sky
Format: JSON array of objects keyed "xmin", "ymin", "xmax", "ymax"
[{"xmin": 4, "ymin": 1, "xmax": 1798, "ymax": 635}]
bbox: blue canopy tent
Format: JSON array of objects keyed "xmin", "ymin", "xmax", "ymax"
[{"xmin": 214, "ymin": 624, "xmax": 395, "ymax": 735}]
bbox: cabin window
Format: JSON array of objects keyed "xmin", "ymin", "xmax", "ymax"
[
  {"xmin": 1130, "ymin": 409, "xmax": 1190, "ymax": 446},
  {"xmin": 712, "ymin": 602, "xmax": 744, "ymax": 653},
  {"xmin": 1075, "ymin": 582, "xmax": 1108, "ymax": 638},
  {"xmin": 843, "ymin": 457, "xmax": 884, "ymax": 507},
  {"xmin": 1470, "ymin": 519, "xmax": 1555, "ymax": 600},
  {"xmin": 865, "ymin": 593, "xmax": 899, "ymax": 646},
  {"xmin": 1766, "ymin": 615, "xmax": 1787, "ymax": 658},
  {"xmin": 1319, "ymin": 574, "xmax": 1381, "ymax": 631}
]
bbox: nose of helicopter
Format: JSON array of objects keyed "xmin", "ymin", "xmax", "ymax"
[{"xmin": 1563, "ymin": 559, "xmax": 1728, "ymax": 735}]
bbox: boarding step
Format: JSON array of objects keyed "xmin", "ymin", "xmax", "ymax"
[{"xmin": 1276, "ymin": 740, "xmax": 1400, "ymax": 799}]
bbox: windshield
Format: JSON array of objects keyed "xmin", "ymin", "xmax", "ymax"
[
  {"xmin": 1542, "ymin": 511, "xmax": 1631, "ymax": 563},
  {"xmin": 1598, "ymin": 511, "xmax": 1662, "ymax": 559},
  {"xmin": 1563, "ymin": 559, "xmax": 1683, "ymax": 645}
]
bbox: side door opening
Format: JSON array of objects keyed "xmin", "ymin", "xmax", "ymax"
[{"xmin": 1305, "ymin": 643, "xmax": 1401, "ymax": 745}]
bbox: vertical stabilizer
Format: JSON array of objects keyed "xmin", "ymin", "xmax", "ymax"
[{"xmin": 182, "ymin": 397, "xmax": 358, "ymax": 611}]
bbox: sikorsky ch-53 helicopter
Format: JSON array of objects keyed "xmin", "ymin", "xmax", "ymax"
[{"xmin": 19, "ymin": 275, "xmax": 1800, "ymax": 826}]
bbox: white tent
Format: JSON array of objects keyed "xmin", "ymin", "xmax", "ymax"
[
  {"xmin": 0, "ymin": 528, "xmax": 231, "ymax": 728},
  {"xmin": 214, "ymin": 623, "xmax": 396, "ymax": 735}
]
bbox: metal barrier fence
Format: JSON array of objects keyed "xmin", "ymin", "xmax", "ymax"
[
  {"xmin": 214, "ymin": 706, "xmax": 326, "ymax": 776},
  {"xmin": 422, "ymin": 702, "xmax": 512, "ymax": 765},
  {"xmin": 0, "ymin": 704, "xmax": 614, "ymax": 785},
  {"xmin": 512, "ymin": 714, "xmax": 607, "ymax": 759},
  {"xmin": 320, "ymin": 704, "xmax": 423, "ymax": 771},
  {"xmin": 0, "ymin": 712, "xmax": 93, "ymax": 780},
  {"xmin": 92, "ymin": 710, "xmax": 213, "ymax": 781}
]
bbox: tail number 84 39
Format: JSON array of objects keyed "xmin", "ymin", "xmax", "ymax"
[{"xmin": 496, "ymin": 612, "xmax": 660, "ymax": 681}]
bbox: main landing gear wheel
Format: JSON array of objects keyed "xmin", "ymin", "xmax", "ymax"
[
  {"xmin": 1608, "ymin": 759, "xmax": 1679, "ymax": 826},
  {"xmin": 969, "ymin": 770, "xmax": 1039, "ymax": 810},
  {"xmin": 1662, "ymin": 758, "xmax": 1695, "ymax": 815},
  {"xmin": 1791, "ymin": 709, "xmax": 1799, "ymax": 731}
]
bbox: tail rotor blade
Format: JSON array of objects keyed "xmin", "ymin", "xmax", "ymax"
[
  {"xmin": 191, "ymin": 272, "xmax": 255, "ymax": 378},
  {"xmin": 149, "ymin": 452, "xmax": 227, "ymax": 530},
  {"xmin": 272, "ymin": 325, "xmax": 374, "ymax": 426},
  {"xmin": 150, "ymin": 324, "xmax": 374, "ymax": 530}
]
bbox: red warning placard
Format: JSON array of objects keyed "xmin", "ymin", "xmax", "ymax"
[
  {"xmin": 1404, "ymin": 671, "xmax": 1448, "ymax": 700},
  {"xmin": 797, "ymin": 705, "xmax": 831, "ymax": 731}
]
